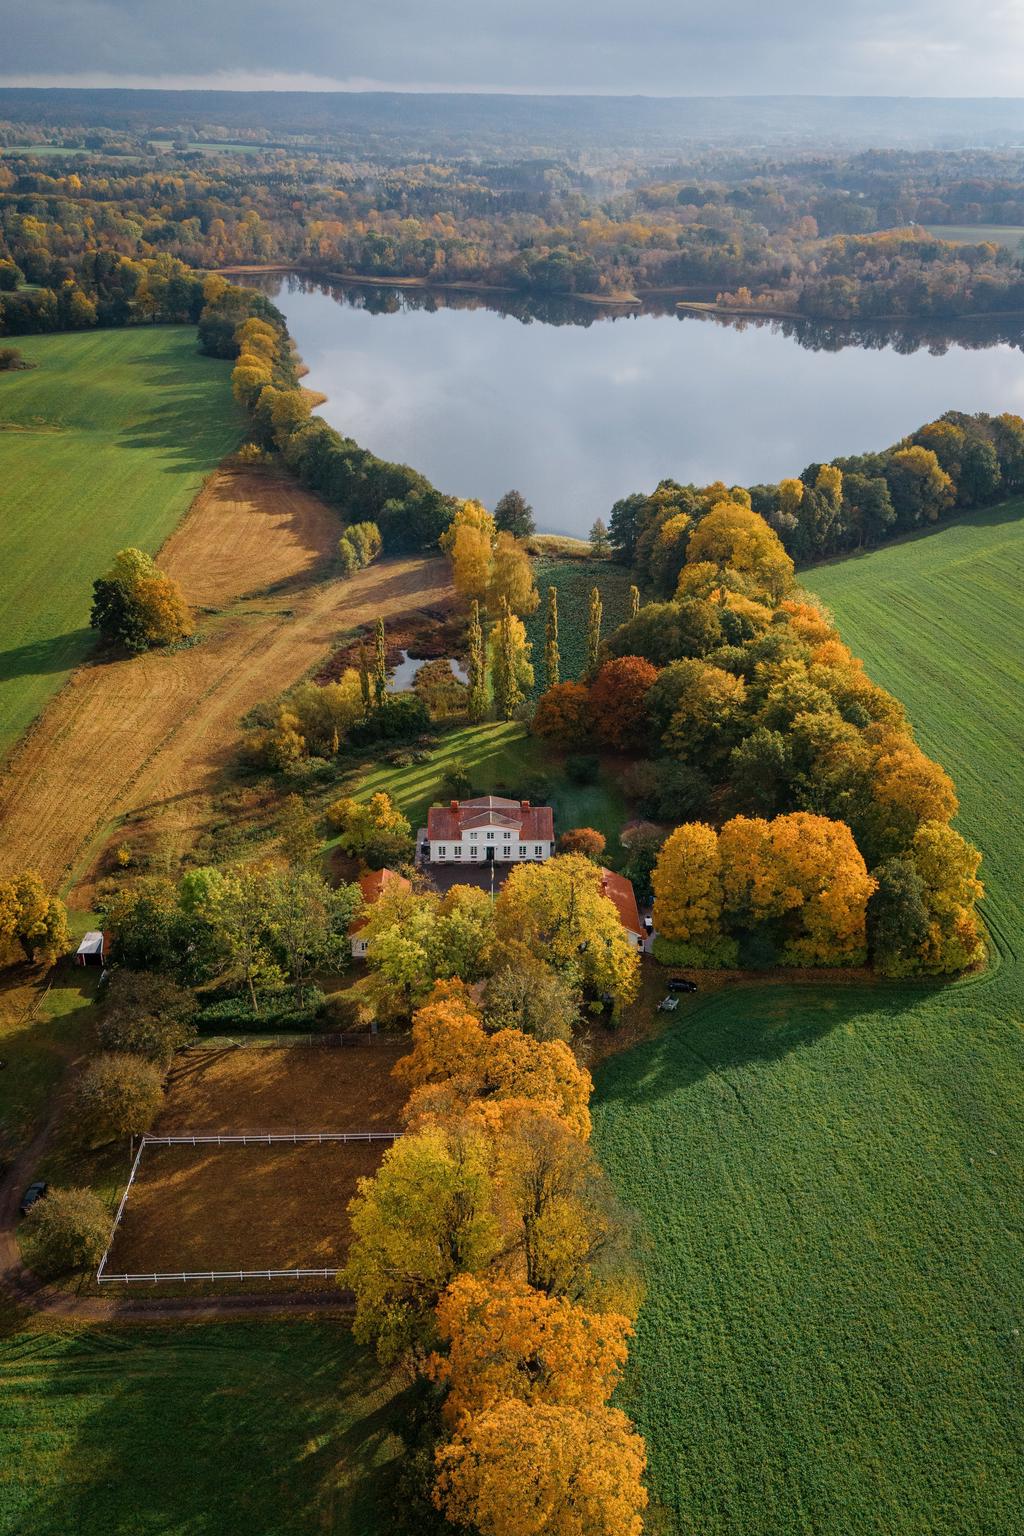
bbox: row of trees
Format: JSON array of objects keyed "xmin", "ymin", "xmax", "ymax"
[
  {"xmin": 609, "ymin": 409, "xmax": 1024, "ymax": 568},
  {"xmin": 342, "ymin": 979, "xmax": 648, "ymax": 1534},
  {"xmin": 534, "ymin": 502, "xmax": 983, "ymax": 976}
]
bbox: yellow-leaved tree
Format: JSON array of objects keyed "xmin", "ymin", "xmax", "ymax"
[
  {"xmin": 434, "ymin": 1399, "xmax": 648, "ymax": 1536},
  {"xmin": 430, "ymin": 1273, "xmax": 631, "ymax": 1426},
  {"xmin": 652, "ymin": 822, "xmax": 724, "ymax": 948},
  {"xmin": 493, "ymin": 855, "xmax": 640, "ymax": 1011},
  {"xmin": 686, "ymin": 501, "xmax": 794, "ymax": 603}
]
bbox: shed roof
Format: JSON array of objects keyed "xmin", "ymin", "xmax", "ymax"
[
  {"xmin": 75, "ymin": 931, "xmax": 104, "ymax": 956},
  {"xmin": 350, "ymin": 867, "xmax": 412, "ymax": 934},
  {"xmin": 598, "ymin": 869, "xmax": 643, "ymax": 938}
]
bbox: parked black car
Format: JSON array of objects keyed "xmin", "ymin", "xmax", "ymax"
[
  {"xmin": 19, "ymin": 1180, "xmax": 48, "ymax": 1216},
  {"xmin": 667, "ymin": 977, "xmax": 698, "ymax": 993}
]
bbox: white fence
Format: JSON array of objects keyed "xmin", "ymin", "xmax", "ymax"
[{"xmin": 96, "ymin": 1129, "xmax": 399, "ymax": 1286}]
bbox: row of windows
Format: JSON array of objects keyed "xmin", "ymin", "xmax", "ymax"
[{"xmin": 435, "ymin": 845, "xmax": 545, "ymax": 858}]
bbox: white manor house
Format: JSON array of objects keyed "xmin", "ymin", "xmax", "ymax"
[{"xmin": 422, "ymin": 796, "xmax": 556, "ymax": 865}]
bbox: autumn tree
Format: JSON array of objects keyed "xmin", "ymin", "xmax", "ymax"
[
  {"xmin": 685, "ymin": 503, "xmax": 794, "ymax": 602},
  {"xmin": 489, "ymin": 532, "xmax": 539, "ymax": 616},
  {"xmin": 588, "ymin": 655, "xmax": 658, "ymax": 749},
  {"xmin": 90, "ymin": 547, "xmax": 192, "ymax": 652},
  {"xmin": 658, "ymin": 659, "xmax": 748, "ymax": 769},
  {"xmin": 374, "ymin": 617, "xmax": 387, "ymax": 705},
  {"xmin": 628, "ymin": 584, "xmax": 640, "ymax": 621},
  {"xmin": 494, "ymin": 489, "xmax": 535, "ymax": 539},
  {"xmin": 434, "ymin": 1400, "xmax": 648, "ymax": 1536},
  {"xmin": 73, "ymin": 1053, "xmax": 164, "ymax": 1147},
  {"xmin": 430, "ymin": 1274, "xmax": 631, "ymax": 1425},
  {"xmin": 278, "ymin": 793, "xmax": 320, "ymax": 867},
  {"xmin": 0, "ymin": 870, "xmax": 69, "ymax": 968},
  {"xmin": 532, "ymin": 682, "xmax": 592, "ymax": 747},
  {"xmin": 21, "ymin": 1187, "xmax": 111, "ymax": 1279},
  {"xmin": 494, "ymin": 855, "xmax": 640, "ymax": 1010},
  {"xmin": 544, "ymin": 585, "xmax": 560, "ymax": 690},
  {"xmin": 652, "ymin": 823, "xmax": 725, "ymax": 955},
  {"xmin": 395, "ymin": 989, "xmax": 489, "ymax": 1093},
  {"xmin": 557, "ymin": 828, "xmax": 606, "ymax": 861},
  {"xmin": 327, "ymin": 792, "xmax": 413, "ymax": 867},
  {"xmin": 491, "ymin": 598, "xmax": 533, "ymax": 719},
  {"xmin": 343, "ymin": 1121, "xmax": 501, "ymax": 1363},
  {"xmin": 911, "ymin": 819, "xmax": 985, "ymax": 974},
  {"xmin": 483, "ymin": 952, "xmax": 581, "ymax": 1042}
]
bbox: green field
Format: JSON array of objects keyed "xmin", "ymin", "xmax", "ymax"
[
  {"xmin": 524, "ymin": 557, "xmax": 634, "ymax": 690},
  {"xmin": 0, "ymin": 1322, "xmax": 408, "ymax": 1536},
  {"xmin": 925, "ymin": 223, "xmax": 1024, "ymax": 251},
  {"xmin": 0, "ymin": 327, "xmax": 243, "ymax": 758},
  {"xmin": 593, "ymin": 504, "xmax": 1024, "ymax": 1533}
]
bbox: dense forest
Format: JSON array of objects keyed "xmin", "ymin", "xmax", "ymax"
[{"xmin": 6, "ymin": 107, "xmax": 1024, "ymax": 319}]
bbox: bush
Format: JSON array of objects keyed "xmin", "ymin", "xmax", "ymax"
[
  {"xmin": 73, "ymin": 1053, "xmax": 165, "ymax": 1146},
  {"xmin": 558, "ymin": 828, "xmax": 607, "ymax": 861},
  {"xmin": 196, "ymin": 988, "xmax": 327, "ymax": 1033},
  {"xmin": 565, "ymin": 753, "xmax": 600, "ymax": 785},
  {"xmin": 652, "ymin": 935, "xmax": 739, "ymax": 969},
  {"xmin": 96, "ymin": 970, "xmax": 198, "ymax": 1067},
  {"xmin": 348, "ymin": 694, "xmax": 431, "ymax": 746},
  {"xmin": 21, "ymin": 1187, "xmax": 110, "ymax": 1278}
]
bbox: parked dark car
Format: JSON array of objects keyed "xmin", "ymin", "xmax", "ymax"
[
  {"xmin": 19, "ymin": 1180, "xmax": 48, "ymax": 1216},
  {"xmin": 667, "ymin": 977, "xmax": 698, "ymax": 993}
]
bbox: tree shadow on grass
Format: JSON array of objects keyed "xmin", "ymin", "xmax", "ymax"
[
  {"xmin": 119, "ymin": 391, "xmax": 240, "ymax": 475},
  {"xmin": 5, "ymin": 1323, "xmax": 411, "ymax": 1536},
  {"xmin": 593, "ymin": 976, "xmax": 946, "ymax": 1115},
  {"xmin": 0, "ymin": 628, "xmax": 92, "ymax": 683}
]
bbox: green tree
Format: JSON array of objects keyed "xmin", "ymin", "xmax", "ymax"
[
  {"xmin": 73, "ymin": 1054, "xmax": 164, "ymax": 1147},
  {"xmin": 589, "ymin": 518, "xmax": 611, "ymax": 557},
  {"xmin": 467, "ymin": 599, "xmax": 488, "ymax": 722},
  {"xmin": 278, "ymin": 794, "xmax": 320, "ymax": 867},
  {"xmin": 96, "ymin": 970, "xmax": 198, "ymax": 1068},
  {"xmin": 21, "ymin": 1187, "xmax": 111, "ymax": 1278},
  {"xmin": 374, "ymin": 616, "xmax": 387, "ymax": 706},
  {"xmin": 493, "ymin": 489, "xmax": 535, "ymax": 539}
]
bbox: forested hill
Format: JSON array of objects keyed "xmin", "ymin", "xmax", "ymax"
[{"xmin": 7, "ymin": 89, "xmax": 1024, "ymax": 155}]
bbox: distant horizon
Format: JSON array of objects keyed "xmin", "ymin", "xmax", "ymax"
[{"xmin": 2, "ymin": 80, "xmax": 1024, "ymax": 102}]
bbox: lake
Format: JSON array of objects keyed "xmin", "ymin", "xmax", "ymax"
[{"xmin": 251, "ymin": 276, "xmax": 1024, "ymax": 539}]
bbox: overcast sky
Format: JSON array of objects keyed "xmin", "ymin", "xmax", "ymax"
[{"xmin": 0, "ymin": 0, "xmax": 1022, "ymax": 97}]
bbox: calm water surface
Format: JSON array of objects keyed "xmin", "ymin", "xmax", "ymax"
[{"xmin": 257, "ymin": 277, "xmax": 1024, "ymax": 538}]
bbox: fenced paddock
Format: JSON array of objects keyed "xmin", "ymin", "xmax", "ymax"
[{"xmin": 97, "ymin": 1131, "xmax": 399, "ymax": 1284}]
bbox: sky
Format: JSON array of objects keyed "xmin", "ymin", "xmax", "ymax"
[{"xmin": 0, "ymin": 0, "xmax": 1022, "ymax": 97}]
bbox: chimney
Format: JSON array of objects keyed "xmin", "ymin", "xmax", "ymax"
[
  {"xmin": 521, "ymin": 800, "xmax": 530, "ymax": 811},
  {"xmin": 450, "ymin": 800, "xmax": 459, "ymax": 810}
]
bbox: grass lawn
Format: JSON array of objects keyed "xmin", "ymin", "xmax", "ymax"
[
  {"xmin": 0, "ymin": 326, "xmax": 244, "ymax": 759},
  {"xmin": 350, "ymin": 720, "xmax": 628, "ymax": 856},
  {"xmin": 0, "ymin": 1322, "xmax": 410, "ymax": 1536},
  {"xmin": 524, "ymin": 557, "xmax": 634, "ymax": 688},
  {"xmin": 0, "ymin": 961, "xmax": 100, "ymax": 1164},
  {"xmin": 593, "ymin": 502, "xmax": 1024, "ymax": 1533}
]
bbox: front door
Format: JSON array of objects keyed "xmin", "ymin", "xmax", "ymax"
[{"xmin": 486, "ymin": 845, "xmax": 495, "ymax": 862}]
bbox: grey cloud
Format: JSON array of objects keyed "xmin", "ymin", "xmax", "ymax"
[{"xmin": 0, "ymin": 0, "xmax": 1021, "ymax": 94}]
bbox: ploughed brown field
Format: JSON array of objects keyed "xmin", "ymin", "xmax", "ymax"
[
  {"xmin": 0, "ymin": 466, "xmax": 455, "ymax": 892},
  {"xmin": 161, "ymin": 1042, "xmax": 410, "ymax": 1134},
  {"xmin": 106, "ymin": 1042, "xmax": 410, "ymax": 1275},
  {"xmin": 106, "ymin": 1140, "xmax": 385, "ymax": 1274}
]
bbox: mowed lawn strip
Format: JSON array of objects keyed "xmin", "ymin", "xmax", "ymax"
[
  {"xmin": 0, "ymin": 327, "xmax": 244, "ymax": 757},
  {"xmin": 593, "ymin": 503, "xmax": 1024, "ymax": 1535}
]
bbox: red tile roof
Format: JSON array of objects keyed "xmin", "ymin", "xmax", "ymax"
[
  {"xmin": 350, "ymin": 867, "xmax": 411, "ymax": 933},
  {"xmin": 598, "ymin": 867, "xmax": 643, "ymax": 938},
  {"xmin": 427, "ymin": 796, "xmax": 554, "ymax": 843}
]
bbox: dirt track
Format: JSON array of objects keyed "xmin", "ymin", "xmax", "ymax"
[{"xmin": 0, "ymin": 467, "xmax": 454, "ymax": 889}]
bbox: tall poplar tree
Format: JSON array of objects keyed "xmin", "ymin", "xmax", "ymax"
[
  {"xmin": 468, "ymin": 599, "xmax": 488, "ymax": 722},
  {"xmin": 629, "ymin": 584, "xmax": 641, "ymax": 621},
  {"xmin": 544, "ymin": 585, "xmax": 560, "ymax": 691},
  {"xmin": 357, "ymin": 637, "xmax": 372, "ymax": 713},
  {"xmin": 585, "ymin": 586, "xmax": 603, "ymax": 679},
  {"xmin": 374, "ymin": 617, "xmax": 387, "ymax": 706}
]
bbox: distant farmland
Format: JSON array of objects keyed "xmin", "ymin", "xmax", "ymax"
[
  {"xmin": 595, "ymin": 503, "xmax": 1024, "ymax": 1535},
  {"xmin": 0, "ymin": 327, "xmax": 243, "ymax": 758},
  {"xmin": 925, "ymin": 223, "xmax": 1024, "ymax": 250}
]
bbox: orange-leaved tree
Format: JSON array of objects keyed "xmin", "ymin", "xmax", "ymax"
[{"xmin": 588, "ymin": 656, "xmax": 658, "ymax": 749}]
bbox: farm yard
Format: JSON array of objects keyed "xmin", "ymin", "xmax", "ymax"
[
  {"xmin": 0, "ymin": 327, "xmax": 244, "ymax": 759},
  {"xmin": 592, "ymin": 503, "xmax": 1024, "ymax": 1535}
]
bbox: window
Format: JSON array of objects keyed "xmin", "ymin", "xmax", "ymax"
[
  {"xmin": 438, "ymin": 845, "xmax": 446, "ymax": 858},
  {"xmin": 469, "ymin": 831, "xmax": 478, "ymax": 841},
  {"xmin": 534, "ymin": 845, "xmax": 543, "ymax": 857},
  {"xmin": 503, "ymin": 830, "xmax": 511, "ymax": 839},
  {"xmin": 486, "ymin": 831, "xmax": 495, "ymax": 841},
  {"xmin": 454, "ymin": 846, "xmax": 462, "ymax": 858}
]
